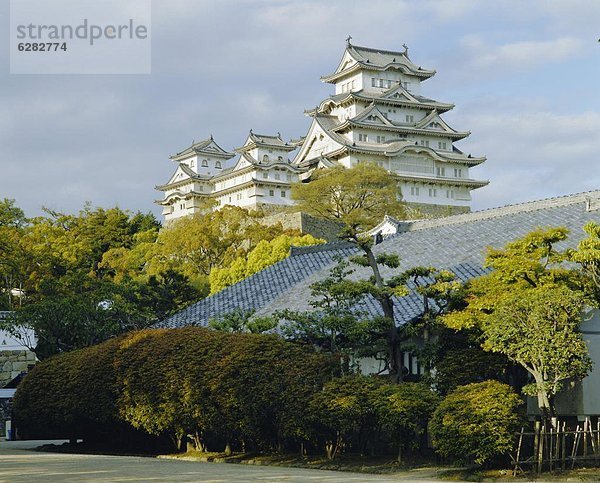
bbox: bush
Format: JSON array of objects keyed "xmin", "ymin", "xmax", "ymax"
[
  {"xmin": 308, "ymin": 376, "xmax": 438, "ymax": 461},
  {"xmin": 13, "ymin": 336, "xmax": 122, "ymax": 441},
  {"xmin": 429, "ymin": 380, "xmax": 523, "ymax": 465},
  {"xmin": 375, "ymin": 383, "xmax": 439, "ymax": 462},
  {"xmin": 309, "ymin": 375, "xmax": 384, "ymax": 459},
  {"xmin": 14, "ymin": 327, "xmax": 336, "ymax": 453},
  {"xmin": 115, "ymin": 327, "xmax": 335, "ymax": 453}
]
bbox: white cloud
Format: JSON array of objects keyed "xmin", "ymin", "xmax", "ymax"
[
  {"xmin": 461, "ymin": 36, "xmax": 584, "ymax": 71},
  {"xmin": 465, "ymin": 107, "xmax": 600, "ymax": 210}
]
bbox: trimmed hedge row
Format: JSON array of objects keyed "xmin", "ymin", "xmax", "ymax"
[
  {"xmin": 14, "ymin": 327, "xmax": 336, "ymax": 453},
  {"xmin": 14, "ymin": 328, "xmax": 523, "ymax": 464}
]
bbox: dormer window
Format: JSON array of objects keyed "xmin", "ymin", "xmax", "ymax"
[
  {"xmin": 215, "ymin": 161, "xmax": 222, "ymax": 169},
  {"xmin": 202, "ymin": 159, "xmax": 208, "ymax": 167},
  {"xmin": 263, "ymin": 155, "xmax": 269, "ymax": 162}
]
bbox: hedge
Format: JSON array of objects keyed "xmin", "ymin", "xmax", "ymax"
[{"xmin": 429, "ymin": 380, "xmax": 523, "ymax": 465}]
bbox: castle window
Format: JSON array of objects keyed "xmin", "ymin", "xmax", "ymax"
[
  {"xmin": 202, "ymin": 159, "xmax": 208, "ymax": 167},
  {"xmin": 436, "ymin": 167, "xmax": 446, "ymax": 176},
  {"xmin": 215, "ymin": 161, "xmax": 222, "ymax": 169},
  {"xmin": 428, "ymin": 188, "xmax": 437, "ymax": 197},
  {"xmin": 358, "ymin": 133, "xmax": 368, "ymax": 142},
  {"xmin": 286, "ymin": 174, "xmax": 292, "ymax": 181},
  {"xmin": 410, "ymin": 186, "xmax": 420, "ymax": 196},
  {"xmin": 376, "ymin": 135, "xmax": 386, "ymax": 143},
  {"xmin": 406, "ymin": 115, "xmax": 414, "ymax": 123},
  {"xmin": 278, "ymin": 156, "xmax": 283, "ymax": 161},
  {"xmin": 269, "ymin": 189, "xmax": 274, "ymax": 196},
  {"xmin": 454, "ymin": 168, "xmax": 463, "ymax": 178},
  {"xmin": 446, "ymin": 190, "xmax": 454, "ymax": 199},
  {"xmin": 274, "ymin": 173, "xmax": 280, "ymax": 180},
  {"xmin": 420, "ymin": 140, "xmax": 430, "ymax": 147},
  {"xmin": 190, "ymin": 160, "xmax": 195, "ymax": 168},
  {"xmin": 372, "ymin": 78, "xmax": 377, "ymax": 87},
  {"xmin": 263, "ymin": 172, "xmax": 268, "ymax": 179},
  {"xmin": 281, "ymin": 190, "xmax": 286, "ymax": 197},
  {"xmin": 263, "ymin": 155, "xmax": 269, "ymax": 162},
  {"xmin": 438, "ymin": 141, "xmax": 447, "ymax": 150}
]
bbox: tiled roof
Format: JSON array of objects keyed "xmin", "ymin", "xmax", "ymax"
[
  {"xmin": 155, "ymin": 191, "xmax": 600, "ymax": 329},
  {"xmin": 157, "ymin": 243, "xmax": 358, "ymax": 328}
]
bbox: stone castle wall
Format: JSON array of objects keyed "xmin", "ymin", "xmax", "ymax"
[
  {"xmin": 408, "ymin": 202, "xmax": 470, "ymax": 218},
  {"xmin": 0, "ymin": 350, "xmax": 36, "ymax": 388},
  {"xmin": 262, "ymin": 211, "xmax": 344, "ymax": 242}
]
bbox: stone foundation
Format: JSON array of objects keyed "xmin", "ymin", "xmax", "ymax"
[
  {"xmin": 407, "ymin": 202, "xmax": 470, "ymax": 218},
  {"xmin": 262, "ymin": 211, "xmax": 345, "ymax": 242},
  {"xmin": 0, "ymin": 350, "xmax": 36, "ymax": 388}
]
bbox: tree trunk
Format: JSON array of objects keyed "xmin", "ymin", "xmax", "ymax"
[
  {"xmin": 362, "ymin": 244, "xmax": 403, "ymax": 382},
  {"xmin": 192, "ymin": 431, "xmax": 206, "ymax": 452}
]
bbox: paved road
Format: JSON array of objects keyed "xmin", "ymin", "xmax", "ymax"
[{"xmin": 0, "ymin": 440, "xmax": 448, "ymax": 482}]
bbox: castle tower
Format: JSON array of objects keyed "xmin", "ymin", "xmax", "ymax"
[
  {"xmin": 156, "ymin": 133, "xmax": 301, "ymax": 223},
  {"xmin": 293, "ymin": 41, "xmax": 488, "ymax": 215}
]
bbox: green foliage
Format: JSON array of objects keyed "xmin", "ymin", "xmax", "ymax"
[
  {"xmin": 209, "ymin": 308, "xmax": 278, "ymax": 334},
  {"xmin": 308, "ymin": 375, "xmax": 438, "ymax": 460},
  {"xmin": 429, "ymin": 328, "xmax": 510, "ymax": 396},
  {"xmin": 308, "ymin": 375, "xmax": 385, "ymax": 459},
  {"xmin": 569, "ymin": 221, "xmax": 600, "ymax": 305},
  {"xmin": 429, "ymin": 380, "xmax": 523, "ymax": 465},
  {"xmin": 209, "ymin": 233, "xmax": 324, "ymax": 293},
  {"xmin": 374, "ymin": 383, "xmax": 439, "ymax": 461},
  {"xmin": 291, "ymin": 163, "xmax": 407, "ymax": 234},
  {"xmin": 15, "ymin": 327, "xmax": 336, "ymax": 453},
  {"xmin": 13, "ymin": 336, "xmax": 123, "ymax": 440},
  {"xmin": 443, "ymin": 227, "xmax": 592, "ymax": 418}
]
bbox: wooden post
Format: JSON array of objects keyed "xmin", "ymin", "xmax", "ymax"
[
  {"xmin": 534, "ymin": 421, "xmax": 541, "ymax": 472},
  {"xmin": 513, "ymin": 427, "xmax": 524, "ymax": 477},
  {"xmin": 584, "ymin": 417, "xmax": 589, "ymax": 459},
  {"xmin": 561, "ymin": 421, "xmax": 567, "ymax": 470},
  {"xmin": 537, "ymin": 424, "xmax": 545, "ymax": 474},
  {"xmin": 572, "ymin": 425, "xmax": 581, "ymax": 469}
]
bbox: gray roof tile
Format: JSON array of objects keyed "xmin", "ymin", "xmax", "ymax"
[{"xmin": 156, "ymin": 191, "xmax": 600, "ymax": 329}]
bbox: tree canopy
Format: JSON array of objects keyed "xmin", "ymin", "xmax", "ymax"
[{"xmin": 443, "ymin": 228, "xmax": 592, "ymax": 420}]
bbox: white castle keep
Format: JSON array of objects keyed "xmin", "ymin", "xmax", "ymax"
[{"xmin": 156, "ymin": 41, "xmax": 487, "ymax": 223}]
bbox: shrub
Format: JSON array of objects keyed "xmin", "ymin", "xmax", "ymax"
[
  {"xmin": 309, "ymin": 375, "xmax": 384, "ymax": 459},
  {"xmin": 13, "ymin": 336, "xmax": 123, "ymax": 441},
  {"xmin": 429, "ymin": 380, "xmax": 523, "ymax": 465},
  {"xmin": 374, "ymin": 383, "xmax": 439, "ymax": 462}
]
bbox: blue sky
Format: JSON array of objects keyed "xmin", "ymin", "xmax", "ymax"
[{"xmin": 1, "ymin": 0, "xmax": 599, "ymax": 217}]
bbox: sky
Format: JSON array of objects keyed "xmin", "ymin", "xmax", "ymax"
[{"xmin": 1, "ymin": 0, "xmax": 599, "ymax": 218}]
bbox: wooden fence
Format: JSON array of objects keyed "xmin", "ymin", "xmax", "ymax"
[{"xmin": 512, "ymin": 418, "xmax": 600, "ymax": 475}]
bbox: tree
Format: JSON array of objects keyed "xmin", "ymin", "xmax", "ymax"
[
  {"xmin": 569, "ymin": 221, "xmax": 600, "ymax": 305},
  {"xmin": 291, "ymin": 163, "xmax": 407, "ymax": 230},
  {"xmin": 444, "ymin": 228, "xmax": 592, "ymax": 421},
  {"xmin": 308, "ymin": 375, "xmax": 384, "ymax": 459},
  {"xmin": 279, "ymin": 259, "xmax": 377, "ymax": 356},
  {"xmin": 209, "ymin": 308, "xmax": 278, "ymax": 334},
  {"xmin": 374, "ymin": 383, "xmax": 439, "ymax": 463},
  {"xmin": 429, "ymin": 380, "xmax": 523, "ymax": 466},
  {"xmin": 292, "ymin": 163, "xmax": 414, "ymax": 381},
  {"xmin": 0, "ymin": 199, "xmax": 29, "ymax": 309}
]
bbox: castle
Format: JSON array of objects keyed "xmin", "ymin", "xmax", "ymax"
[{"xmin": 156, "ymin": 41, "xmax": 487, "ymax": 223}]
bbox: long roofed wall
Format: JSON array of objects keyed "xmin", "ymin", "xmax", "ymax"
[
  {"xmin": 156, "ymin": 190, "xmax": 600, "ymax": 329},
  {"xmin": 293, "ymin": 41, "xmax": 488, "ymax": 215}
]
